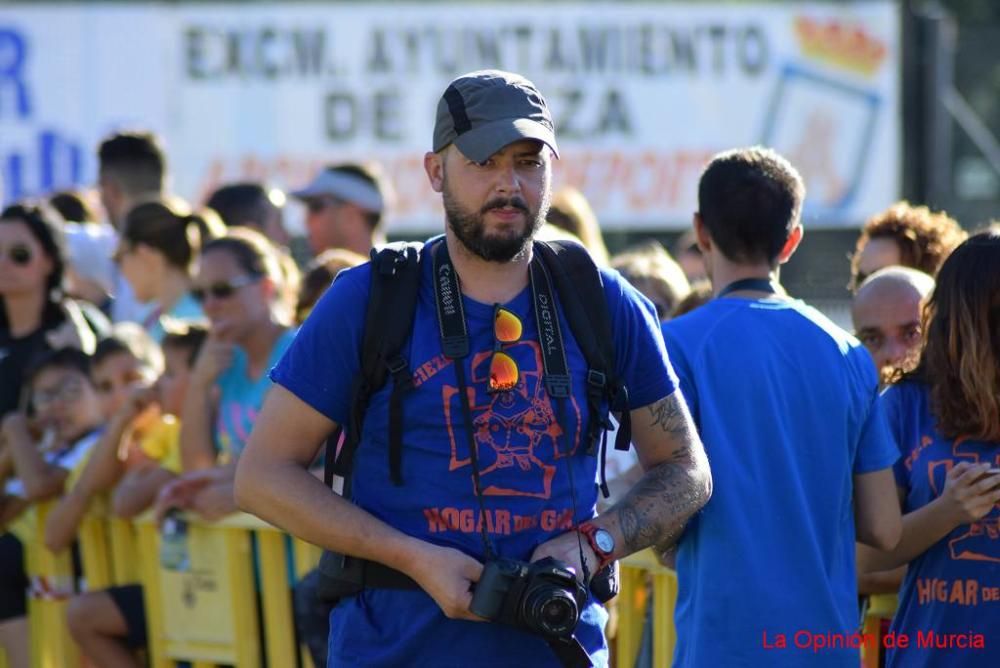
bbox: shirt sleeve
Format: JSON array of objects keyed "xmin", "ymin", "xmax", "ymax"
[
  {"xmin": 269, "ymin": 264, "xmax": 370, "ymax": 424},
  {"xmin": 602, "ymin": 268, "xmax": 678, "ymax": 409},
  {"xmin": 881, "ymin": 384, "xmax": 913, "ymax": 490},
  {"xmin": 853, "ymin": 378, "xmax": 900, "ymax": 475}
]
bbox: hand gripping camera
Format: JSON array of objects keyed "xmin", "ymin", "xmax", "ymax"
[{"xmin": 469, "ymin": 556, "xmax": 588, "ymax": 639}]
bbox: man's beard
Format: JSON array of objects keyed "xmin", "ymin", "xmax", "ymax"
[{"xmin": 443, "ymin": 180, "xmax": 549, "ymax": 263}]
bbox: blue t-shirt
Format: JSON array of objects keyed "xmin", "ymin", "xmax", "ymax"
[
  {"xmin": 216, "ymin": 327, "xmax": 296, "ymax": 459},
  {"xmin": 271, "ymin": 240, "xmax": 677, "ymax": 667},
  {"xmin": 882, "ymin": 381, "xmax": 999, "ymax": 668},
  {"xmin": 148, "ymin": 291, "xmax": 204, "ymax": 343},
  {"xmin": 662, "ymin": 295, "xmax": 898, "ymax": 668}
]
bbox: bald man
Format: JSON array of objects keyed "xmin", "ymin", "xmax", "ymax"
[{"xmin": 851, "ymin": 266, "xmax": 935, "ymax": 382}]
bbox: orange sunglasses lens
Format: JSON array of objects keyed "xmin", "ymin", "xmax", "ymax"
[
  {"xmin": 494, "ymin": 308, "xmax": 522, "ymax": 343},
  {"xmin": 490, "ymin": 351, "xmax": 519, "ymax": 392}
]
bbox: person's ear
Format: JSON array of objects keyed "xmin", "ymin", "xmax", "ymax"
[
  {"xmin": 424, "ymin": 150, "xmax": 446, "ymax": 193},
  {"xmin": 777, "ymin": 224, "xmax": 803, "ymax": 265},
  {"xmin": 693, "ymin": 213, "xmax": 711, "ymax": 254}
]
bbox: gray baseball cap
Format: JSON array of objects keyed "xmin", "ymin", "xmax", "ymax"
[
  {"xmin": 290, "ymin": 167, "xmax": 384, "ymax": 213},
  {"xmin": 432, "ymin": 70, "xmax": 558, "ymax": 162}
]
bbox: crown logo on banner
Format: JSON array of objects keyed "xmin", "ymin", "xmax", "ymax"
[{"xmin": 794, "ymin": 16, "xmax": 888, "ymax": 76}]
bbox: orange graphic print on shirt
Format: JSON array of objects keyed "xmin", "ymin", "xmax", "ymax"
[{"xmin": 441, "ymin": 339, "xmax": 581, "ymax": 500}]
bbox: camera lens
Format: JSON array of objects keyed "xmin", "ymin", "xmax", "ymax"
[{"xmin": 524, "ymin": 588, "xmax": 578, "ymax": 637}]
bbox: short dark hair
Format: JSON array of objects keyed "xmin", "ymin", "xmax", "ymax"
[
  {"xmin": 97, "ymin": 131, "xmax": 166, "ymax": 197},
  {"xmin": 697, "ymin": 147, "xmax": 805, "ymax": 265},
  {"xmin": 49, "ymin": 191, "xmax": 97, "ymax": 223},
  {"xmin": 25, "ymin": 347, "xmax": 92, "ymax": 388},
  {"xmin": 206, "ymin": 183, "xmax": 282, "ymax": 235}
]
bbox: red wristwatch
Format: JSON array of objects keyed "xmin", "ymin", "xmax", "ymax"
[{"xmin": 578, "ymin": 522, "xmax": 616, "ymax": 572}]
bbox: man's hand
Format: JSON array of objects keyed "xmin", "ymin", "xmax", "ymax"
[
  {"xmin": 530, "ymin": 531, "xmax": 598, "ymax": 584},
  {"xmin": 407, "ymin": 543, "xmax": 486, "ymax": 622},
  {"xmin": 941, "ymin": 462, "xmax": 1000, "ymax": 524}
]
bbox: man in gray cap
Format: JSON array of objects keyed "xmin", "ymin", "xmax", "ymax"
[
  {"xmin": 236, "ymin": 70, "xmax": 708, "ymax": 667},
  {"xmin": 291, "ymin": 163, "xmax": 388, "ymax": 256}
]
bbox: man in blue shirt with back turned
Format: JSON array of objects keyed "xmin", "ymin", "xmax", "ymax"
[{"xmin": 662, "ymin": 146, "xmax": 903, "ymax": 667}]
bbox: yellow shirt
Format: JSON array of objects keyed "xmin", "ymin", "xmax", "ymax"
[{"xmin": 139, "ymin": 415, "xmax": 182, "ymax": 474}]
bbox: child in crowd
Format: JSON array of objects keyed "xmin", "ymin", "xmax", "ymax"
[
  {"xmin": 0, "ymin": 348, "xmax": 105, "ymax": 668},
  {"xmin": 56, "ymin": 323, "xmax": 207, "ymax": 668}
]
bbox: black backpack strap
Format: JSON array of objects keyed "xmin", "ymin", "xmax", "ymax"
[
  {"xmin": 325, "ymin": 241, "xmax": 424, "ymax": 491},
  {"xmin": 534, "ymin": 241, "xmax": 632, "ymax": 494}
]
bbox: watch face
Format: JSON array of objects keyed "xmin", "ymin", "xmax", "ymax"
[{"xmin": 595, "ymin": 528, "xmax": 615, "ymax": 554}]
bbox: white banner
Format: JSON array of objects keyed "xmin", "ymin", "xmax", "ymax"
[{"xmin": 0, "ymin": 2, "xmax": 899, "ymax": 230}]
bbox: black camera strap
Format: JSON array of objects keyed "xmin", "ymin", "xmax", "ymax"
[
  {"xmin": 547, "ymin": 636, "xmax": 595, "ymax": 668},
  {"xmin": 528, "ymin": 255, "xmax": 591, "ymax": 585},
  {"xmin": 432, "ymin": 242, "xmax": 497, "ymax": 561}
]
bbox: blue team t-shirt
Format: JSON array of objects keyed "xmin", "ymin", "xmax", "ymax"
[
  {"xmin": 216, "ymin": 327, "xmax": 296, "ymax": 459},
  {"xmin": 271, "ymin": 239, "xmax": 678, "ymax": 667},
  {"xmin": 882, "ymin": 381, "xmax": 999, "ymax": 668},
  {"xmin": 662, "ymin": 295, "xmax": 898, "ymax": 668}
]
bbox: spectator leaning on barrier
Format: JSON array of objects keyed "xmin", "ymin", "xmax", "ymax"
[
  {"xmin": 234, "ymin": 69, "xmax": 711, "ymax": 668},
  {"xmin": 858, "ymin": 228, "xmax": 1000, "ymax": 668},
  {"xmin": 157, "ymin": 228, "xmax": 297, "ymax": 523},
  {"xmin": 851, "ymin": 266, "xmax": 935, "ymax": 387},
  {"xmin": 0, "ymin": 347, "xmax": 105, "ymax": 668},
  {"xmin": 849, "ymin": 201, "xmax": 967, "ymax": 293},
  {"xmin": 661, "ymin": 146, "xmax": 902, "ymax": 667},
  {"xmin": 291, "ymin": 162, "xmax": 389, "ymax": 257}
]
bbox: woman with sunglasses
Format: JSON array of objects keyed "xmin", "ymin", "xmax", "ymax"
[
  {"xmin": 0, "ymin": 203, "xmax": 103, "ymax": 419},
  {"xmin": 115, "ymin": 201, "xmax": 224, "ymax": 342},
  {"xmin": 859, "ymin": 228, "xmax": 1000, "ymax": 667},
  {"xmin": 164, "ymin": 228, "xmax": 298, "ymax": 518}
]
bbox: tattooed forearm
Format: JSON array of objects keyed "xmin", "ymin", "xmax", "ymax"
[
  {"xmin": 615, "ymin": 394, "xmax": 712, "ymax": 553},
  {"xmin": 646, "ymin": 395, "xmax": 689, "ymax": 436}
]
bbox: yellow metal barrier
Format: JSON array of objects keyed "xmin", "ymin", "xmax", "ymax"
[
  {"xmin": 616, "ymin": 549, "xmax": 678, "ymax": 668},
  {"xmin": 861, "ymin": 593, "xmax": 899, "ymax": 668},
  {"xmin": 24, "ymin": 501, "xmax": 81, "ymax": 668},
  {"xmin": 133, "ymin": 511, "xmax": 321, "ymax": 668}
]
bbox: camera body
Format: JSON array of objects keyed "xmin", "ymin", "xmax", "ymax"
[{"xmin": 470, "ymin": 557, "xmax": 588, "ymax": 639}]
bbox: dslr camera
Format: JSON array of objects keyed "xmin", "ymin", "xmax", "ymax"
[{"xmin": 470, "ymin": 557, "xmax": 588, "ymax": 639}]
